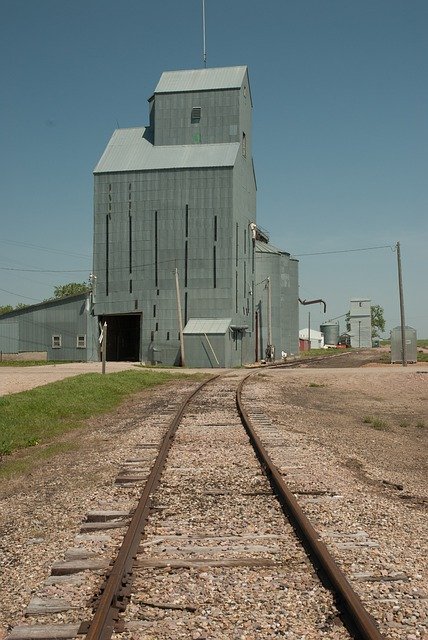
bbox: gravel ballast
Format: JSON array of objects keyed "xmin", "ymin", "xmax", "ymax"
[{"xmin": 0, "ymin": 363, "xmax": 426, "ymax": 639}]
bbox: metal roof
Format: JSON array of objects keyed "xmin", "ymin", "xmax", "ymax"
[
  {"xmin": 155, "ymin": 66, "xmax": 247, "ymax": 94},
  {"xmin": 94, "ymin": 128, "xmax": 239, "ymax": 174},
  {"xmin": 183, "ymin": 318, "xmax": 232, "ymax": 335},
  {"xmin": 255, "ymin": 240, "xmax": 289, "ymax": 256}
]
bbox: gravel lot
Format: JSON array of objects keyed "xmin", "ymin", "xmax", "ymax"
[
  {"xmin": 0, "ymin": 360, "xmax": 427, "ymax": 638},
  {"xmin": 0, "ymin": 362, "xmax": 137, "ymax": 396}
]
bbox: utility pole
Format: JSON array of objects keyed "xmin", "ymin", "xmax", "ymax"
[
  {"xmin": 308, "ymin": 311, "xmax": 311, "ymax": 350},
  {"xmin": 101, "ymin": 322, "xmax": 107, "ymax": 374},
  {"xmin": 175, "ymin": 268, "xmax": 185, "ymax": 366},
  {"xmin": 396, "ymin": 241, "xmax": 407, "ymax": 367},
  {"xmin": 267, "ymin": 276, "xmax": 272, "ymax": 354},
  {"xmin": 202, "ymin": 0, "xmax": 207, "ymax": 68}
]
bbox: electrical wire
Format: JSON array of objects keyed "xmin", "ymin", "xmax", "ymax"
[{"xmin": 293, "ymin": 245, "xmax": 393, "ymax": 257}]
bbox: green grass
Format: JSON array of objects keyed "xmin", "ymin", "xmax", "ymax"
[
  {"xmin": 362, "ymin": 416, "xmax": 388, "ymax": 430},
  {"xmin": 417, "ymin": 339, "xmax": 428, "ymax": 348},
  {"xmin": 0, "ymin": 369, "xmax": 193, "ymax": 460},
  {"xmin": 300, "ymin": 348, "xmax": 343, "ymax": 357},
  {"xmin": 0, "ymin": 360, "xmax": 74, "ymax": 367}
]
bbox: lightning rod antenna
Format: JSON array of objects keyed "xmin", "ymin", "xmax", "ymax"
[{"xmin": 202, "ymin": 0, "xmax": 207, "ymax": 68}]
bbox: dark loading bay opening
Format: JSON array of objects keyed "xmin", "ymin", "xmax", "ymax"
[{"xmin": 100, "ymin": 314, "xmax": 141, "ymax": 361}]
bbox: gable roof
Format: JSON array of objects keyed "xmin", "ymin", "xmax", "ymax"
[
  {"xmin": 94, "ymin": 128, "xmax": 240, "ymax": 174},
  {"xmin": 154, "ymin": 66, "xmax": 248, "ymax": 94}
]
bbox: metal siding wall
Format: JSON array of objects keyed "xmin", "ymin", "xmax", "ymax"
[
  {"xmin": 0, "ymin": 297, "xmax": 90, "ymax": 361},
  {"xmin": 255, "ymin": 251, "xmax": 299, "ymax": 359},
  {"xmin": 94, "ymin": 168, "xmax": 238, "ymax": 366},
  {"xmin": 349, "ymin": 299, "xmax": 371, "ymax": 348},
  {"xmin": 0, "ymin": 321, "xmax": 19, "ymax": 353},
  {"xmin": 288, "ymin": 259, "xmax": 299, "ymax": 354},
  {"xmin": 350, "ymin": 317, "xmax": 372, "ymax": 348},
  {"xmin": 185, "ymin": 334, "xmax": 226, "ymax": 368},
  {"xmin": 154, "ymin": 89, "xmax": 241, "ymax": 146}
]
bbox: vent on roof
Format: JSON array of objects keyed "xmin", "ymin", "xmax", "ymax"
[{"xmin": 191, "ymin": 107, "xmax": 201, "ymax": 123}]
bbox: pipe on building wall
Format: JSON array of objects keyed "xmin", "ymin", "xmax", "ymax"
[{"xmin": 298, "ymin": 298, "xmax": 327, "ymax": 314}]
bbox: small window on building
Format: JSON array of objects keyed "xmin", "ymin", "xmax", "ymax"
[
  {"xmin": 166, "ymin": 332, "xmax": 170, "ymax": 341},
  {"xmin": 243, "ymin": 85, "xmax": 247, "ymax": 98},
  {"xmin": 76, "ymin": 335, "xmax": 86, "ymax": 349},
  {"xmin": 191, "ymin": 107, "xmax": 201, "ymax": 123},
  {"xmin": 242, "ymin": 132, "xmax": 247, "ymax": 157},
  {"xmin": 52, "ymin": 335, "xmax": 61, "ymax": 349}
]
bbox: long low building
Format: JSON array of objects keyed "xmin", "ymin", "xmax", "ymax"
[{"xmin": 0, "ymin": 294, "xmax": 98, "ymax": 362}]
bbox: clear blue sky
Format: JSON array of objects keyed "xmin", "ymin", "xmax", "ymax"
[{"xmin": 1, "ymin": 0, "xmax": 427, "ymax": 336}]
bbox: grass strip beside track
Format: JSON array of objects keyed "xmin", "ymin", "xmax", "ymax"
[{"xmin": 0, "ymin": 369, "xmax": 194, "ymax": 469}]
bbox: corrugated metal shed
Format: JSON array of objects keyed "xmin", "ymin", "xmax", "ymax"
[
  {"xmin": 94, "ymin": 128, "xmax": 239, "ymax": 174},
  {"xmin": 155, "ymin": 67, "xmax": 247, "ymax": 94},
  {"xmin": 183, "ymin": 318, "xmax": 232, "ymax": 334}
]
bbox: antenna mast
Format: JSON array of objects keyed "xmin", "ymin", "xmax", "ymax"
[{"xmin": 202, "ymin": 0, "xmax": 207, "ymax": 68}]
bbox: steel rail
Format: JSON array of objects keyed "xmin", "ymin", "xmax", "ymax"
[
  {"xmin": 85, "ymin": 375, "xmax": 219, "ymax": 640},
  {"xmin": 236, "ymin": 374, "xmax": 386, "ymax": 640}
]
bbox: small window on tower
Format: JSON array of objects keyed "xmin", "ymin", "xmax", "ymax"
[
  {"xmin": 242, "ymin": 132, "xmax": 247, "ymax": 158},
  {"xmin": 191, "ymin": 107, "xmax": 201, "ymax": 123}
]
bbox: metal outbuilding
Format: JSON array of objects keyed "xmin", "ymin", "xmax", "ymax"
[
  {"xmin": 390, "ymin": 326, "xmax": 417, "ymax": 363},
  {"xmin": 0, "ymin": 294, "xmax": 98, "ymax": 362},
  {"xmin": 183, "ymin": 318, "xmax": 236, "ymax": 368}
]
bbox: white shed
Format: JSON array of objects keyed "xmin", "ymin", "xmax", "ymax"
[{"xmin": 299, "ymin": 329, "xmax": 325, "ymax": 349}]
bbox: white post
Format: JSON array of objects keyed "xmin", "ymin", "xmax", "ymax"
[
  {"xmin": 101, "ymin": 322, "xmax": 107, "ymax": 374},
  {"xmin": 175, "ymin": 268, "xmax": 185, "ymax": 366}
]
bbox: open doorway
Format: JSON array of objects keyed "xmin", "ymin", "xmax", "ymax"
[{"xmin": 99, "ymin": 314, "xmax": 141, "ymax": 361}]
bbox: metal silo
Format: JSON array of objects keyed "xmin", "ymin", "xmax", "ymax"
[
  {"xmin": 320, "ymin": 321, "xmax": 340, "ymax": 346},
  {"xmin": 390, "ymin": 326, "xmax": 417, "ymax": 363}
]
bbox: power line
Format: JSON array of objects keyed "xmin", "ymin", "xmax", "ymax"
[
  {"xmin": 293, "ymin": 245, "xmax": 393, "ymax": 257},
  {"xmin": 0, "ymin": 267, "xmax": 89, "ymax": 273},
  {"xmin": 0, "ymin": 287, "xmax": 41, "ymax": 301},
  {"xmin": 0, "ymin": 239, "xmax": 90, "ymax": 259}
]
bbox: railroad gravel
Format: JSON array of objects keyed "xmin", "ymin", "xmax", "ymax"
[
  {"xmin": 0, "ymin": 378, "xmax": 199, "ymax": 637},
  {"xmin": 243, "ymin": 364, "xmax": 427, "ymax": 639},
  {"xmin": 0, "ymin": 361, "xmax": 426, "ymax": 639}
]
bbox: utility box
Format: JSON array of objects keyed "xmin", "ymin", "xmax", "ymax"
[{"xmin": 390, "ymin": 326, "xmax": 417, "ymax": 363}]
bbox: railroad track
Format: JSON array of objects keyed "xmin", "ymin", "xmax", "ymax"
[{"xmin": 7, "ymin": 370, "xmax": 388, "ymax": 640}]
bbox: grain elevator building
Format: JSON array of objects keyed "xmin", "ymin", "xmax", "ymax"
[{"xmin": 91, "ymin": 66, "xmax": 298, "ymax": 366}]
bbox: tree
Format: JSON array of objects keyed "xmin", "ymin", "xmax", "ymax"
[
  {"xmin": 52, "ymin": 282, "xmax": 91, "ymax": 299},
  {"xmin": 345, "ymin": 305, "xmax": 385, "ymax": 339},
  {"xmin": 371, "ymin": 304, "xmax": 385, "ymax": 338},
  {"xmin": 0, "ymin": 305, "xmax": 14, "ymax": 315}
]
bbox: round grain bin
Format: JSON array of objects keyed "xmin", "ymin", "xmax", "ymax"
[{"xmin": 320, "ymin": 322, "xmax": 340, "ymax": 346}]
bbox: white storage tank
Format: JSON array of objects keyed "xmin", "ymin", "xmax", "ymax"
[{"xmin": 390, "ymin": 326, "xmax": 417, "ymax": 363}]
